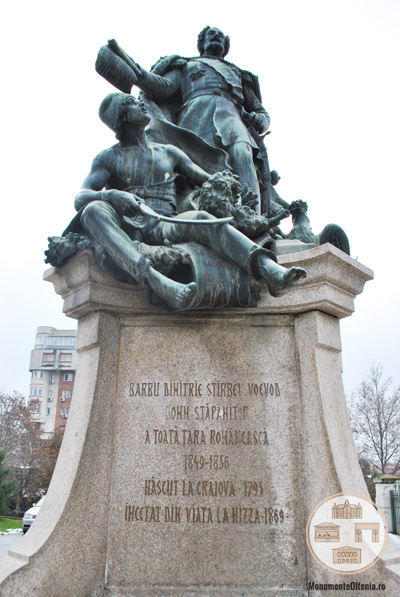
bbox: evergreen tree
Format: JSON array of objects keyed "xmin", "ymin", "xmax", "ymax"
[{"xmin": 0, "ymin": 445, "xmax": 16, "ymax": 516}]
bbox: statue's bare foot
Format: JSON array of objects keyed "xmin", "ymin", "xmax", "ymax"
[
  {"xmin": 258, "ymin": 257, "xmax": 307, "ymax": 297},
  {"xmin": 147, "ymin": 267, "xmax": 197, "ymax": 310}
]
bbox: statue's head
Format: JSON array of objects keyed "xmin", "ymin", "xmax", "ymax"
[
  {"xmin": 271, "ymin": 170, "xmax": 281, "ymax": 186},
  {"xmin": 99, "ymin": 93, "xmax": 150, "ymax": 139},
  {"xmin": 197, "ymin": 26, "xmax": 230, "ymax": 58}
]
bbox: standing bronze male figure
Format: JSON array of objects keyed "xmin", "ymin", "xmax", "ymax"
[{"xmin": 96, "ymin": 27, "xmax": 272, "ymax": 214}]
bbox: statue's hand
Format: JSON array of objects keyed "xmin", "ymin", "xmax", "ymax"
[
  {"xmin": 102, "ymin": 190, "xmax": 141, "ymax": 216},
  {"xmin": 242, "ymin": 110, "xmax": 269, "ymax": 134},
  {"xmin": 107, "ymin": 38, "xmax": 144, "ymax": 80},
  {"xmin": 127, "ymin": 58, "xmax": 143, "ymax": 80}
]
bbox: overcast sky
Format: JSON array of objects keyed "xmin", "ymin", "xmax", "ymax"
[{"xmin": 1, "ymin": 0, "xmax": 399, "ymax": 397}]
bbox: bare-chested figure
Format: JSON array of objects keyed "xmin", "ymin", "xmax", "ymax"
[{"xmin": 74, "ymin": 93, "xmax": 306, "ymax": 310}]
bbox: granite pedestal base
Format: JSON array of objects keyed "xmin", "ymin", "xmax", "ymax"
[{"xmin": 1, "ymin": 246, "xmax": 400, "ymax": 596}]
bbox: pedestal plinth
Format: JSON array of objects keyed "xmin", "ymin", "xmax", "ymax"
[{"xmin": 1, "ymin": 246, "xmax": 400, "ymax": 596}]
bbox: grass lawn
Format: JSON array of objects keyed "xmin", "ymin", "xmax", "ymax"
[{"xmin": 0, "ymin": 518, "xmax": 22, "ymax": 533}]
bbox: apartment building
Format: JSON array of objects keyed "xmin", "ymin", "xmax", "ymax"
[{"xmin": 29, "ymin": 326, "xmax": 77, "ymax": 439}]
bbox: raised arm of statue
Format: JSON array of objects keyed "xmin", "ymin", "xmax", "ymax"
[
  {"xmin": 135, "ymin": 69, "xmax": 181, "ymax": 100},
  {"xmin": 107, "ymin": 39, "xmax": 181, "ymax": 99}
]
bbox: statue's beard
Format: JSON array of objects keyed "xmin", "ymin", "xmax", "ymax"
[{"xmin": 203, "ymin": 41, "xmax": 224, "ymax": 57}]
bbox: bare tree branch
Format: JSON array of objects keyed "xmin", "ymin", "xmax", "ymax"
[{"xmin": 347, "ymin": 364, "xmax": 400, "ymax": 475}]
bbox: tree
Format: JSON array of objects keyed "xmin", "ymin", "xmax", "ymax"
[
  {"xmin": 34, "ymin": 428, "xmax": 64, "ymax": 492},
  {"xmin": 0, "ymin": 392, "xmax": 62, "ymax": 513},
  {"xmin": 347, "ymin": 364, "xmax": 400, "ymax": 475},
  {"xmin": 0, "ymin": 444, "xmax": 16, "ymax": 515}
]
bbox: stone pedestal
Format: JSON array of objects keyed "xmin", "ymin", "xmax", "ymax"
[{"xmin": 1, "ymin": 246, "xmax": 400, "ymax": 596}]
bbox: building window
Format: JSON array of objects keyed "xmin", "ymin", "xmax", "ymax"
[
  {"xmin": 42, "ymin": 353, "xmax": 55, "ymax": 366},
  {"xmin": 32, "ymin": 403, "xmax": 41, "ymax": 414},
  {"xmin": 47, "ymin": 408, "xmax": 50, "ymax": 415},
  {"xmin": 32, "ymin": 370, "xmax": 44, "ymax": 379},
  {"xmin": 61, "ymin": 391, "xmax": 71, "ymax": 401},
  {"xmin": 59, "ymin": 353, "xmax": 72, "ymax": 365},
  {"xmin": 38, "ymin": 387, "xmax": 42, "ymax": 396},
  {"xmin": 63, "ymin": 373, "xmax": 73, "ymax": 381},
  {"xmin": 47, "ymin": 391, "xmax": 53, "ymax": 402},
  {"xmin": 49, "ymin": 336, "xmax": 76, "ymax": 347},
  {"xmin": 49, "ymin": 374, "xmax": 55, "ymax": 384},
  {"xmin": 60, "ymin": 408, "xmax": 70, "ymax": 418}
]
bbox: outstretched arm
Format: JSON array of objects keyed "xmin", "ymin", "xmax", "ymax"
[
  {"xmin": 74, "ymin": 152, "xmax": 140, "ymax": 217},
  {"xmin": 108, "ymin": 39, "xmax": 181, "ymax": 99},
  {"xmin": 170, "ymin": 146, "xmax": 210, "ymax": 187}
]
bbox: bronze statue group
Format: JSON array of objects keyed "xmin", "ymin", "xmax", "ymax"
[{"xmin": 49, "ymin": 27, "xmax": 311, "ymax": 310}]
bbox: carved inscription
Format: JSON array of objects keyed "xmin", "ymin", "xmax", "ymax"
[
  {"xmin": 143, "ymin": 479, "xmax": 264, "ymax": 497},
  {"xmin": 144, "ymin": 429, "xmax": 268, "ymax": 445},
  {"xmin": 125, "ymin": 504, "xmax": 285, "ymax": 525},
  {"xmin": 126, "ymin": 379, "xmax": 286, "ymax": 526},
  {"xmin": 129, "ymin": 381, "xmax": 280, "ymax": 398},
  {"xmin": 166, "ymin": 404, "xmax": 249, "ymax": 421}
]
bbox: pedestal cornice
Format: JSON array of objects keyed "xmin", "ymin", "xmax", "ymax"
[{"xmin": 43, "ymin": 244, "xmax": 373, "ymax": 320}]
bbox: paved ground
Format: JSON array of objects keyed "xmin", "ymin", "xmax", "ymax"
[
  {"xmin": 0, "ymin": 531, "xmax": 23, "ymax": 561},
  {"xmin": 389, "ymin": 532, "xmax": 400, "ymax": 548}
]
